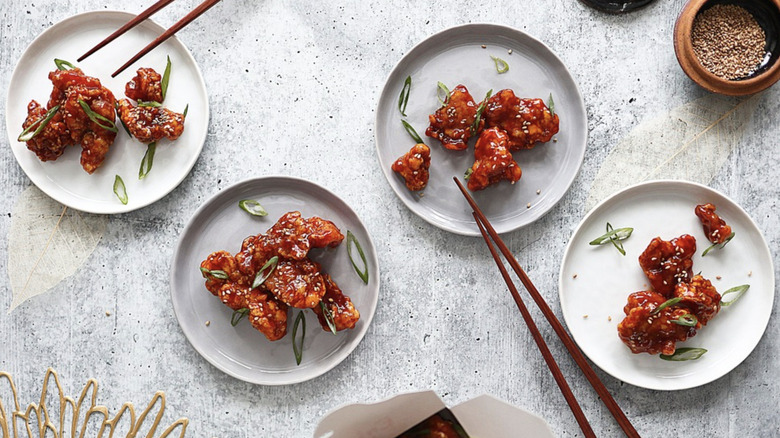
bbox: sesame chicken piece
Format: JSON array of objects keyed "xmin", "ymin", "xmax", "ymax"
[
  {"xmin": 617, "ymin": 291, "xmax": 698, "ymax": 355},
  {"xmin": 695, "ymin": 203, "xmax": 733, "ymax": 244},
  {"xmin": 484, "ymin": 89, "xmax": 559, "ymax": 150},
  {"xmin": 312, "ymin": 274, "xmax": 360, "ymax": 332},
  {"xmin": 264, "ymin": 258, "xmax": 326, "ymax": 309},
  {"xmin": 125, "ymin": 67, "xmax": 163, "ymax": 103},
  {"xmin": 391, "ymin": 143, "xmax": 431, "ymax": 191},
  {"xmin": 425, "ymin": 84, "xmax": 482, "ymax": 150},
  {"xmin": 638, "ymin": 235, "xmax": 696, "ymax": 297},
  {"xmin": 466, "ymin": 127, "xmax": 522, "ymax": 191},
  {"xmin": 674, "ymin": 275, "xmax": 721, "ymax": 326},
  {"xmin": 246, "ymin": 289, "xmax": 289, "ymax": 341}
]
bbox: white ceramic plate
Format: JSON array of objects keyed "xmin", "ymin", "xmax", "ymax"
[
  {"xmin": 559, "ymin": 181, "xmax": 774, "ymax": 390},
  {"xmin": 170, "ymin": 177, "xmax": 379, "ymax": 385},
  {"xmin": 5, "ymin": 11, "xmax": 208, "ymax": 214},
  {"xmin": 375, "ymin": 23, "xmax": 587, "ymax": 236}
]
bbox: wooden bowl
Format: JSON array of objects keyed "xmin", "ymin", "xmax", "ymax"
[{"xmin": 674, "ymin": 0, "xmax": 780, "ymax": 95}]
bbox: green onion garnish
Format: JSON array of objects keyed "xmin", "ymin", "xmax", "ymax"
[
  {"xmin": 199, "ymin": 267, "xmax": 229, "ymax": 280},
  {"xmin": 671, "ymin": 313, "xmax": 698, "ymax": 327},
  {"xmin": 470, "ymin": 89, "xmax": 492, "ymax": 135},
  {"xmin": 137, "ymin": 100, "xmax": 162, "ymax": 108},
  {"xmin": 292, "ymin": 311, "xmax": 306, "ymax": 365},
  {"xmin": 547, "ymin": 93, "xmax": 555, "ymax": 117},
  {"xmin": 720, "ymin": 284, "xmax": 749, "ymax": 307},
  {"xmin": 252, "ymin": 256, "xmax": 278, "ymax": 289},
  {"xmin": 238, "ymin": 199, "xmax": 268, "ymax": 216},
  {"xmin": 54, "ymin": 59, "xmax": 76, "ymax": 71},
  {"xmin": 116, "ymin": 102, "xmax": 132, "ymax": 136},
  {"xmin": 113, "ymin": 175, "xmax": 128, "ymax": 205},
  {"xmin": 17, "ymin": 105, "xmax": 60, "ymax": 142},
  {"xmin": 437, "ymin": 81, "xmax": 451, "ymax": 106},
  {"xmin": 650, "ymin": 297, "xmax": 682, "ymax": 315},
  {"xmin": 589, "ymin": 225, "xmax": 633, "ymax": 245},
  {"xmin": 78, "ymin": 99, "xmax": 118, "ymax": 132},
  {"xmin": 183, "ymin": 104, "xmax": 189, "ymax": 118},
  {"xmin": 161, "ymin": 55, "xmax": 172, "ymax": 102},
  {"xmin": 398, "ymin": 75, "xmax": 411, "ymax": 117},
  {"xmin": 490, "ymin": 55, "xmax": 509, "ymax": 74},
  {"xmin": 231, "ymin": 308, "xmax": 250, "ymax": 326},
  {"xmin": 138, "ymin": 142, "xmax": 156, "ymax": 180},
  {"xmin": 660, "ymin": 347, "xmax": 707, "ymax": 361},
  {"xmin": 319, "ymin": 301, "xmax": 337, "ymax": 335},
  {"xmin": 401, "ymin": 120, "xmax": 424, "ymax": 144},
  {"xmin": 464, "ymin": 167, "xmax": 473, "ymax": 180},
  {"xmin": 347, "ymin": 230, "xmax": 369, "ymax": 284},
  {"xmin": 702, "ymin": 231, "xmax": 735, "ymax": 256}
]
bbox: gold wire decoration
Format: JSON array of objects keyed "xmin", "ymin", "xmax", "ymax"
[{"xmin": 0, "ymin": 368, "xmax": 188, "ymax": 438}]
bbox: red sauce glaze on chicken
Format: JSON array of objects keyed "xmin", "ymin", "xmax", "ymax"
[
  {"xmin": 674, "ymin": 275, "xmax": 721, "ymax": 326},
  {"xmin": 312, "ymin": 274, "xmax": 360, "ymax": 332},
  {"xmin": 695, "ymin": 203, "xmax": 732, "ymax": 244},
  {"xmin": 617, "ymin": 290, "xmax": 698, "ymax": 355},
  {"xmin": 425, "ymin": 84, "xmax": 482, "ymax": 150},
  {"xmin": 116, "ymin": 99, "xmax": 184, "ymax": 144},
  {"xmin": 125, "ymin": 68, "xmax": 163, "ymax": 103},
  {"xmin": 484, "ymin": 89, "xmax": 559, "ymax": 151},
  {"xmin": 638, "ymin": 235, "xmax": 696, "ymax": 297},
  {"xmin": 466, "ymin": 127, "xmax": 522, "ymax": 191},
  {"xmin": 392, "ymin": 143, "xmax": 431, "ymax": 191},
  {"xmin": 398, "ymin": 414, "xmax": 462, "ymax": 438}
]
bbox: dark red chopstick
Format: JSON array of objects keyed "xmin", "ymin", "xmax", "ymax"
[
  {"xmin": 78, "ymin": 0, "xmax": 175, "ymax": 62},
  {"xmin": 473, "ymin": 213, "xmax": 596, "ymax": 437},
  {"xmin": 111, "ymin": 0, "xmax": 222, "ymax": 77},
  {"xmin": 454, "ymin": 177, "xmax": 640, "ymax": 438}
]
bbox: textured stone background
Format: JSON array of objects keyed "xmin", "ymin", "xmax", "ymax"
[{"xmin": 1, "ymin": 1, "xmax": 779, "ymax": 436}]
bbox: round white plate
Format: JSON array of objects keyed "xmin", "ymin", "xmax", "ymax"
[
  {"xmin": 375, "ymin": 23, "xmax": 587, "ymax": 236},
  {"xmin": 170, "ymin": 177, "xmax": 380, "ymax": 385},
  {"xmin": 5, "ymin": 11, "xmax": 208, "ymax": 214},
  {"xmin": 559, "ymin": 180, "xmax": 774, "ymax": 390}
]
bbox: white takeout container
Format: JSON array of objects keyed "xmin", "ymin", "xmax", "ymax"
[{"xmin": 313, "ymin": 390, "xmax": 555, "ymax": 438}]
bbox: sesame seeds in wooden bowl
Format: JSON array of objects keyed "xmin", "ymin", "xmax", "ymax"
[{"xmin": 674, "ymin": 0, "xmax": 780, "ymax": 96}]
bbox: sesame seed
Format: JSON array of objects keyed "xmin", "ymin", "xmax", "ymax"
[
  {"xmin": 716, "ymin": 276, "xmax": 722, "ymax": 280},
  {"xmin": 553, "ymin": 137, "xmax": 558, "ymax": 142},
  {"xmin": 526, "ymin": 203, "xmax": 531, "ymax": 208},
  {"xmin": 748, "ymin": 271, "xmax": 752, "ymax": 276},
  {"xmin": 481, "ymin": 44, "xmax": 486, "ymax": 49},
  {"xmin": 573, "ymin": 274, "xmax": 578, "ymax": 279},
  {"xmin": 536, "ymin": 189, "xmax": 541, "ymax": 195},
  {"xmin": 105, "ymin": 311, "xmax": 111, "ymax": 316},
  {"xmin": 583, "ymin": 314, "xmax": 589, "ymax": 319},
  {"xmin": 205, "ymin": 320, "xmax": 211, "ymax": 326},
  {"xmin": 608, "ymin": 316, "xmax": 612, "ymax": 322}
]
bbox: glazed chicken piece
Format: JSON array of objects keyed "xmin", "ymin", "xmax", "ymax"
[
  {"xmin": 306, "ymin": 217, "xmax": 346, "ymax": 248},
  {"xmin": 484, "ymin": 89, "xmax": 559, "ymax": 150},
  {"xmin": 312, "ymin": 274, "xmax": 360, "ymax": 332},
  {"xmin": 674, "ymin": 275, "xmax": 721, "ymax": 326},
  {"xmin": 391, "ymin": 143, "xmax": 431, "ymax": 191},
  {"xmin": 264, "ymin": 258, "xmax": 326, "ymax": 309},
  {"xmin": 21, "ymin": 100, "xmax": 71, "ymax": 161},
  {"xmin": 638, "ymin": 235, "xmax": 696, "ymax": 297},
  {"xmin": 466, "ymin": 127, "xmax": 522, "ymax": 191},
  {"xmin": 398, "ymin": 414, "xmax": 462, "ymax": 438},
  {"xmin": 245, "ymin": 289, "xmax": 289, "ymax": 341},
  {"xmin": 425, "ymin": 84, "xmax": 483, "ymax": 150},
  {"xmin": 116, "ymin": 99, "xmax": 185, "ymax": 144},
  {"xmin": 695, "ymin": 203, "xmax": 733, "ymax": 244},
  {"xmin": 125, "ymin": 67, "xmax": 163, "ymax": 103},
  {"xmin": 617, "ymin": 290, "xmax": 698, "ymax": 355},
  {"xmin": 265, "ymin": 212, "xmax": 345, "ymax": 260},
  {"xmin": 200, "ymin": 250, "xmax": 250, "ymax": 295}
]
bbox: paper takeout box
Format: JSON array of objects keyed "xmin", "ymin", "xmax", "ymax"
[{"xmin": 314, "ymin": 390, "xmax": 555, "ymax": 438}]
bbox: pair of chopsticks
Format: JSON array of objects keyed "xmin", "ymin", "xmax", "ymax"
[
  {"xmin": 454, "ymin": 177, "xmax": 640, "ymax": 438},
  {"xmin": 78, "ymin": 0, "xmax": 221, "ymax": 77}
]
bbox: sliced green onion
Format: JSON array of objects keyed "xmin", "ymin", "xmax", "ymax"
[
  {"xmin": 252, "ymin": 256, "xmax": 278, "ymax": 289},
  {"xmin": 238, "ymin": 199, "xmax": 268, "ymax": 216},
  {"xmin": 78, "ymin": 99, "xmax": 118, "ymax": 132},
  {"xmin": 292, "ymin": 311, "xmax": 306, "ymax": 365},
  {"xmin": 671, "ymin": 313, "xmax": 698, "ymax": 327},
  {"xmin": 183, "ymin": 104, "xmax": 189, "ymax": 118},
  {"xmin": 720, "ymin": 284, "xmax": 749, "ymax": 307},
  {"xmin": 199, "ymin": 267, "xmax": 229, "ymax": 280},
  {"xmin": 137, "ymin": 100, "xmax": 162, "ymax": 108},
  {"xmin": 401, "ymin": 120, "xmax": 424, "ymax": 144},
  {"xmin": 464, "ymin": 167, "xmax": 473, "ymax": 180},
  {"xmin": 319, "ymin": 301, "xmax": 337, "ymax": 335},
  {"xmin": 547, "ymin": 93, "xmax": 555, "ymax": 117},
  {"xmin": 18, "ymin": 105, "xmax": 60, "ymax": 142},
  {"xmin": 660, "ymin": 347, "xmax": 707, "ymax": 361},
  {"xmin": 470, "ymin": 89, "xmax": 492, "ymax": 135},
  {"xmin": 607, "ymin": 223, "xmax": 626, "ymax": 256},
  {"xmin": 437, "ymin": 81, "xmax": 451, "ymax": 106},
  {"xmin": 116, "ymin": 102, "xmax": 132, "ymax": 136},
  {"xmin": 347, "ymin": 230, "xmax": 369, "ymax": 284},
  {"xmin": 138, "ymin": 142, "xmax": 156, "ymax": 180},
  {"xmin": 650, "ymin": 297, "xmax": 682, "ymax": 315},
  {"xmin": 398, "ymin": 75, "xmax": 411, "ymax": 117},
  {"xmin": 589, "ymin": 226, "xmax": 633, "ymax": 245},
  {"xmin": 230, "ymin": 308, "xmax": 250, "ymax": 326},
  {"xmin": 161, "ymin": 55, "xmax": 172, "ymax": 102},
  {"xmin": 702, "ymin": 231, "xmax": 736, "ymax": 256},
  {"xmin": 113, "ymin": 175, "xmax": 128, "ymax": 205},
  {"xmin": 490, "ymin": 55, "xmax": 509, "ymax": 74},
  {"xmin": 54, "ymin": 58, "xmax": 76, "ymax": 70}
]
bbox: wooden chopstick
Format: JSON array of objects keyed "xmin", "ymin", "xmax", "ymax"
[
  {"xmin": 78, "ymin": 0, "xmax": 175, "ymax": 62},
  {"xmin": 111, "ymin": 0, "xmax": 222, "ymax": 77},
  {"xmin": 472, "ymin": 213, "xmax": 596, "ymax": 437},
  {"xmin": 454, "ymin": 177, "xmax": 640, "ymax": 438}
]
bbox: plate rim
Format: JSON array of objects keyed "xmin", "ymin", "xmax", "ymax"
[
  {"xmin": 169, "ymin": 175, "xmax": 380, "ymax": 385},
  {"xmin": 558, "ymin": 179, "xmax": 775, "ymax": 390},
  {"xmin": 5, "ymin": 10, "xmax": 210, "ymax": 215},
  {"xmin": 373, "ymin": 22, "xmax": 587, "ymax": 236}
]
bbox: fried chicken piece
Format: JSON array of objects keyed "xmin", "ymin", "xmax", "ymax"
[
  {"xmin": 391, "ymin": 143, "xmax": 431, "ymax": 191},
  {"xmin": 398, "ymin": 414, "xmax": 461, "ymax": 438},
  {"xmin": 466, "ymin": 127, "xmax": 522, "ymax": 191},
  {"xmin": 235, "ymin": 234, "xmax": 274, "ymax": 276},
  {"xmin": 264, "ymin": 258, "xmax": 326, "ymax": 308},
  {"xmin": 22, "ymin": 100, "xmax": 71, "ymax": 161},
  {"xmin": 617, "ymin": 291, "xmax": 698, "ymax": 355},
  {"xmin": 200, "ymin": 250, "xmax": 250, "ymax": 294},
  {"xmin": 695, "ymin": 203, "xmax": 732, "ymax": 244},
  {"xmin": 246, "ymin": 289, "xmax": 289, "ymax": 341},
  {"xmin": 216, "ymin": 283, "xmax": 252, "ymax": 311},
  {"xmin": 484, "ymin": 89, "xmax": 559, "ymax": 150},
  {"xmin": 674, "ymin": 275, "xmax": 721, "ymax": 326},
  {"xmin": 265, "ymin": 211, "xmax": 313, "ymax": 260},
  {"xmin": 638, "ymin": 235, "xmax": 696, "ymax": 297},
  {"xmin": 425, "ymin": 84, "xmax": 482, "ymax": 150},
  {"xmin": 312, "ymin": 274, "xmax": 360, "ymax": 332},
  {"xmin": 307, "ymin": 217, "xmax": 345, "ymax": 248},
  {"xmin": 125, "ymin": 67, "xmax": 163, "ymax": 103},
  {"xmin": 116, "ymin": 98, "xmax": 185, "ymax": 144}
]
